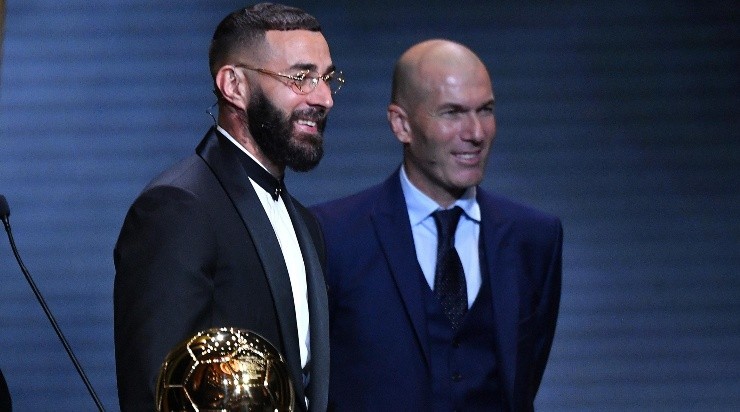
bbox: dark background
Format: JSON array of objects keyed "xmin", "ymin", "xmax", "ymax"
[{"xmin": 0, "ymin": 1, "xmax": 737, "ymax": 410}]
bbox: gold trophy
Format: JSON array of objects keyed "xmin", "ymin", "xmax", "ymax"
[{"xmin": 156, "ymin": 327, "xmax": 295, "ymax": 411}]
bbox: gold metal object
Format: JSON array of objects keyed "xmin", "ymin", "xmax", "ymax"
[{"xmin": 156, "ymin": 327, "xmax": 295, "ymax": 411}]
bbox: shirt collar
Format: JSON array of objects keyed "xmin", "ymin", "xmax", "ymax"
[
  {"xmin": 217, "ymin": 125, "xmax": 273, "ymax": 174},
  {"xmin": 399, "ymin": 165, "xmax": 481, "ymax": 226},
  {"xmin": 217, "ymin": 126, "xmax": 283, "ymax": 200}
]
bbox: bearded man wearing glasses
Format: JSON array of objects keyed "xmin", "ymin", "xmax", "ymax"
[{"xmin": 113, "ymin": 3, "xmax": 342, "ymax": 411}]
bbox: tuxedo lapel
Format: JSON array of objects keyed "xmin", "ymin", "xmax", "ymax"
[
  {"xmin": 195, "ymin": 128, "xmax": 306, "ymax": 405},
  {"xmin": 282, "ymin": 192, "xmax": 329, "ymax": 412},
  {"xmin": 478, "ymin": 191, "xmax": 519, "ymax": 406},
  {"xmin": 371, "ymin": 171, "xmax": 431, "ymax": 368}
]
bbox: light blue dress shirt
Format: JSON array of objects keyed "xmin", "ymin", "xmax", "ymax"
[{"xmin": 399, "ymin": 166, "xmax": 482, "ymax": 308}]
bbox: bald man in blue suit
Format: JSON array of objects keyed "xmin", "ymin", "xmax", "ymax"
[{"xmin": 312, "ymin": 40, "xmax": 563, "ymax": 411}]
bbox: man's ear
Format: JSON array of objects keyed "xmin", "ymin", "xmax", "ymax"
[
  {"xmin": 388, "ymin": 103, "xmax": 411, "ymax": 144},
  {"xmin": 215, "ymin": 65, "xmax": 249, "ymax": 110}
]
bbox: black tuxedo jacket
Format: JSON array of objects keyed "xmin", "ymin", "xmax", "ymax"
[
  {"xmin": 0, "ymin": 367, "xmax": 10, "ymax": 411},
  {"xmin": 114, "ymin": 128, "xmax": 329, "ymax": 411}
]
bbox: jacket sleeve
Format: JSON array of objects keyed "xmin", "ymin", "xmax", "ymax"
[
  {"xmin": 528, "ymin": 218, "xmax": 563, "ymax": 400},
  {"xmin": 113, "ymin": 185, "xmax": 216, "ymax": 412}
]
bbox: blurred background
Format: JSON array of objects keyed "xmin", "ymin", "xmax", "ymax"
[{"xmin": 0, "ymin": 1, "xmax": 737, "ymax": 410}]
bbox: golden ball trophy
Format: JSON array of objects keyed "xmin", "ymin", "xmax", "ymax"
[{"xmin": 156, "ymin": 327, "xmax": 295, "ymax": 411}]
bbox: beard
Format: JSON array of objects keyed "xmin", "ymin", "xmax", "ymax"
[{"xmin": 244, "ymin": 88, "xmax": 327, "ymax": 172}]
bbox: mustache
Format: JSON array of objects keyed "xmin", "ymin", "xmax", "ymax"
[
  {"xmin": 291, "ymin": 107, "xmax": 327, "ymax": 123},
  {"xmin": 254, "ymin": 108, "xmax": 328, "ymax": 131}
]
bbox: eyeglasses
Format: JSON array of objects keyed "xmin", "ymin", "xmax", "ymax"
[{"xmin": 235, "ymin": 64, "xmax": 344, "ymax": 95}]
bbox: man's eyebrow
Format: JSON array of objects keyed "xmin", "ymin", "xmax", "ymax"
[
  {"xmin": 438, "ymin": 103, "xmax": 467, "ymax": 111},
  {"xmin": 435, "ymin": 98, "xmax": 495, "ymax": 113},
  {"xmin": 289, "ymin": 63, "xmax": 336, "ymax": 75},
  {"xmin": 480, "ymin": 98, "xmax": 495, "ymax": 108}
]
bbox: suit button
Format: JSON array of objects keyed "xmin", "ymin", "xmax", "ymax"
[{"xmin": 452, "ymin": 372, "xmax": 462, "ymax": 382}]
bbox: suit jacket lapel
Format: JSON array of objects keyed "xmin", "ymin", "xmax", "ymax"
[
  {"xmin": 282, "ymin": 192, "xmax": 329, "ymax": 412},
  {"xmin": 195, "ymin": 128, "xmax": 306, "ymax": 405},
  {"xmin": 479, "ymin": 190, "xmax": 519, "ymax": 406},
  {"xmin": 371, "ymin": 170, "xmax": 432, "ymax": 368}
]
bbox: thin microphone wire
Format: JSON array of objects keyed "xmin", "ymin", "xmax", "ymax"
[
  {"xmin": 1, "ymin": 212, "xmax": 106, "ymax": 412},
  {"xmin": 206, "ymin": 101, "xmax": 218, "ymax": 126}
]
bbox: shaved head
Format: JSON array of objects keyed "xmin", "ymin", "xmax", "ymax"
[{"xmin": 391, "ymin": 39, "xmax": 490, "ymax": 110}]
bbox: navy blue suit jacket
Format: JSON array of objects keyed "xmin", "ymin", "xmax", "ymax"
[{"xmin": 311, "ymin": 170, "xmax": 562, "ymax": 411}]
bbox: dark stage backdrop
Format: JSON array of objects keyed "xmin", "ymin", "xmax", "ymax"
[{"xmin": 0, "ymin": 1, "xmax": 737, "ymax": 410}]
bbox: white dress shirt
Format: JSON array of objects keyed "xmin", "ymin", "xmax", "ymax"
[{"xmin": 218, "ymin": 126, "xmax": 310, "ymax": 369}]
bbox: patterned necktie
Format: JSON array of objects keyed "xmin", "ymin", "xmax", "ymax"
[{"xmin": 432, "ymin": 206, "xmax": 467, "ymax": 330}]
